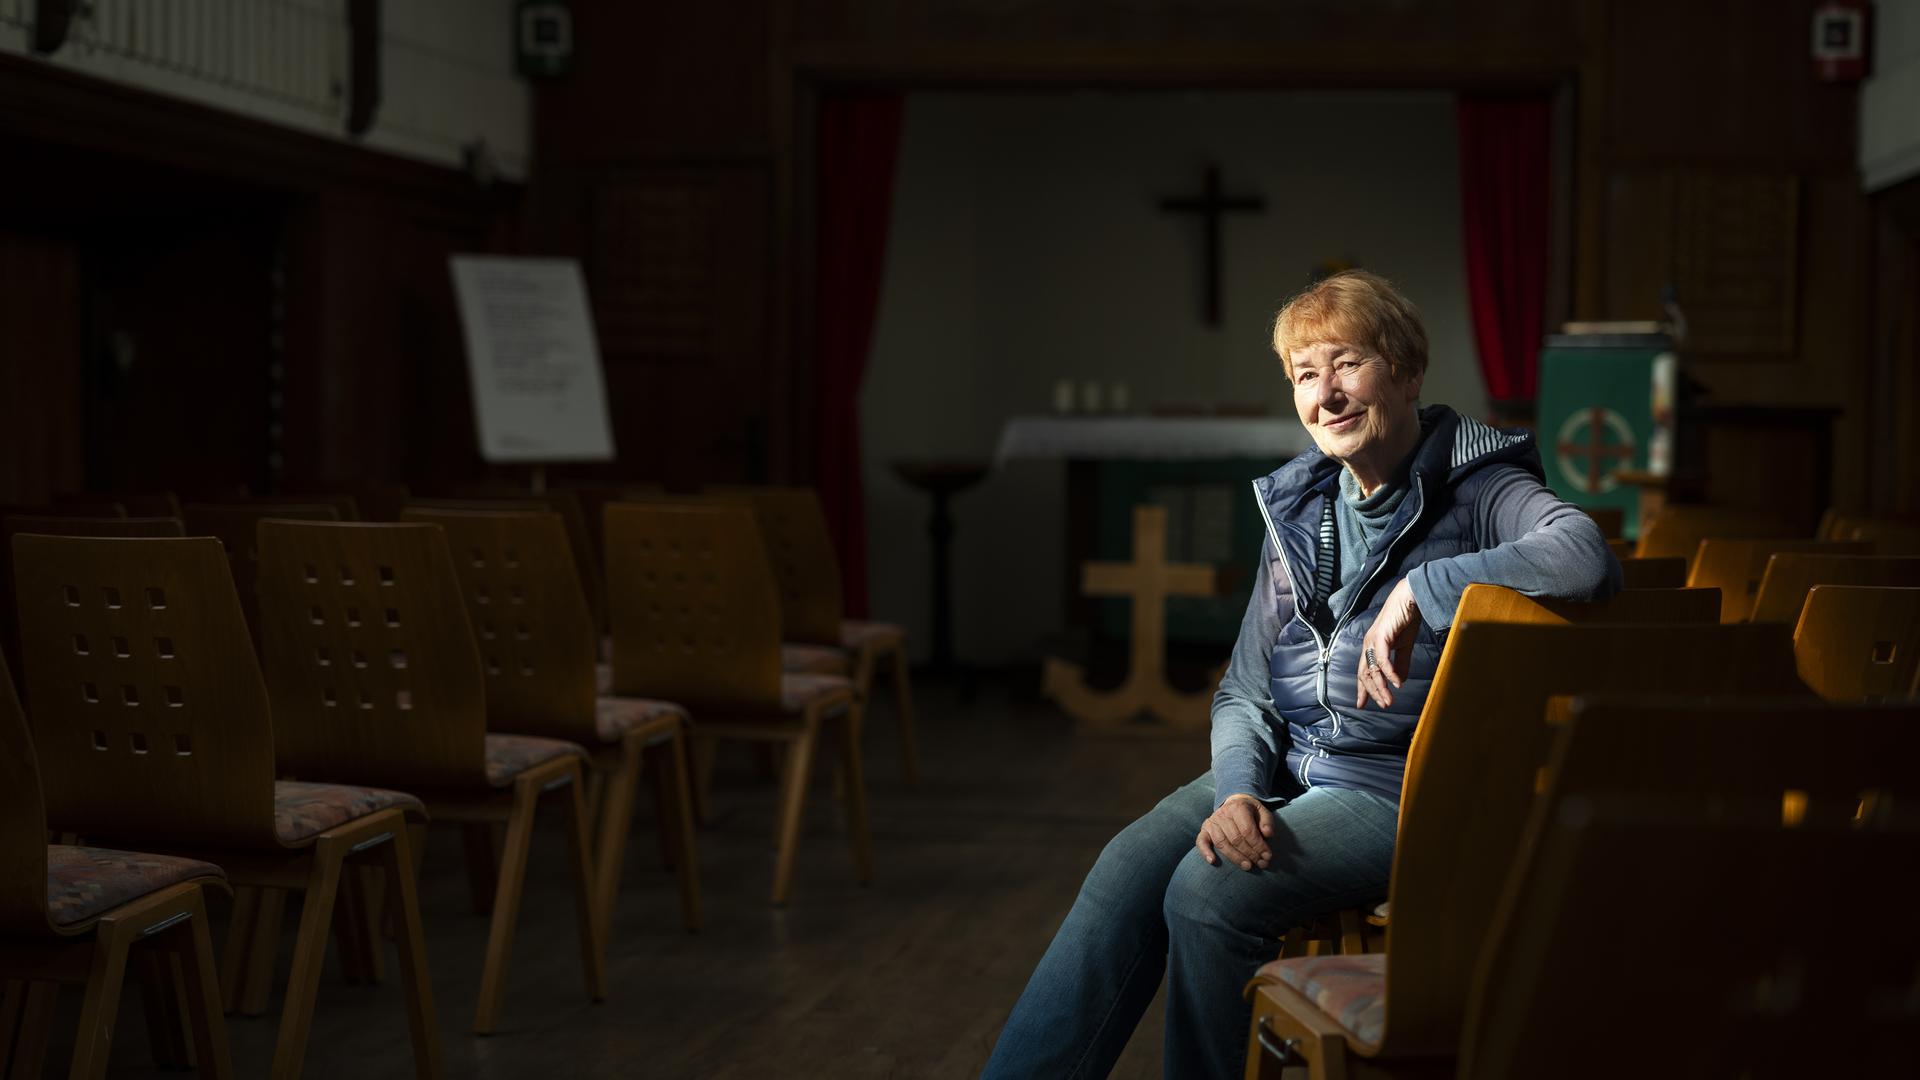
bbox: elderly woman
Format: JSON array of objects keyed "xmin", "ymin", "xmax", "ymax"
[{"xmin": 982, "ymin": 271, "xmax": 1618, "ymax": 1079}]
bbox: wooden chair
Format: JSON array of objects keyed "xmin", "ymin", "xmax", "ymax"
[
  {"xmin": 1276, "ymin": 583, "xmax": 1723, "ymax": 959},
  {"xmin": 263, "ymin": 493, "xmax": 364, "ymax": 521},
  {"xmin": 1241, "ymin": 621, "xmax": 1808, "ymax": 1079},
  {"xmin": 11, "ymin": 535, "xmax": 439, "ymax": 1079},
  {"xmin": 182, "ymin": 503, "xmax": 342, "ymax": 636},
  {"xmin": 0, "ymin": 650, "xmax": 234, "ymax": 1080},
  {"xmin": 1748, "ymin": 553, "xmax": 1920, "ymax": 623},
  {"xmin": 1793, "ymin": 585, "xmax": 1920, "ymax": 704},
  {"xmin": 1633, "ymin": 505, "xmax": 1793, "ymax": 563},
  {"xmin": 413, "ymin": 494, "xmax": 608, "ymax": 639},
  {"xmin": 1614, "ymin": 555, "xmax": 1686, "ymax": 589},
  {"xmin": 0, "ymin": 517, "xmax": 185, "ymax": 686},
  {"xmin": 254, "ymin": 520, "xmax": 603, "ymax": 1034},
  {"xmin": 1686, "ymin": 538, "xmax": 1872, "ymax": 621},
  {"xmin": 1458, "ymin": 697, "xmax": 1920, "ymax": 1078},
  {"xmin": 401, "ymin": 507, "xmax": 701, "ymax": 937},
  {"xmin": 604, "ymin": 502, "xmax": 873, "ymax": 905},
  {"xmin": 1451, "ymin": 582, "xmax": 1722, "ymax": 627},
  {"xmin": 711, "ymin": 485, "xmax": 921, "ymax": 783}
]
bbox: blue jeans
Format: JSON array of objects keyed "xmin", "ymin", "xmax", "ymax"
[{"xmin": 981, "ymin": 771, "xmax": 1397, "ymax": 1080}]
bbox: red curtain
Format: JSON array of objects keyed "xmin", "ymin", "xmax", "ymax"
[
  {"xmin": 814, "ymin": 93, "xmax": 905, "ymax": 618},
  {"xmin": 1456, "ymin": 95, "xmax": 1552, "ymax": 408}
]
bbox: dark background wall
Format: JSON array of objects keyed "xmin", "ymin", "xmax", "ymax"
[{"xmin": 1, "ymin": 0, "xmax": 1910, "ymax": 518}]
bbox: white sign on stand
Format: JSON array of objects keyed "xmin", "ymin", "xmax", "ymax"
[{"xmin": 450, "ymin": 255, "xmax": 616, "ymax": 463}]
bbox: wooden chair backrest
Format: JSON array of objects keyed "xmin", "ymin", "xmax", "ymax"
[
  {"xmin": 11, "ymin": 536, "xmax": 278, "ymax": 849},
  {"xmin": 182, "ymin": 503, "xmax": 343, "ymax": 635},
  {"xmin": 1687, "ymin": 538, "xmax": 1873, "ymax": 622},
  {"xmin": 255, "ymin": 521, "xmax": 487, "ymax": 792},
  {"xmin": 1749, "ymin": 554, "xmax": 1920, "ymax": 624},
  {"xmin": 1633, "ymin": 505, "xmax": 1792, "ymax": 562},
  {"xmin": 1451, "ymin": 583, "xmax": 1720, "ymax": 627},
  {"xmin": 1581, "ymin": 506, "xmax": 1623, "ymax": 539},
  {"xmin": 401, "ymin": 509, "xmax": 597, "ymax": 741},
  {"xmin": 1461, "ymin": 809, "xmax": 1920, "ymax": 1079},
  {"xmin": 708, "ymin": 485, "xmax": 843, "ymax": 645},
  {"xmin": 1615, "ymin": 555, "xmax": 1687, "ymax": 589},
  {"xmin": 1793, "ymin": 585, "xmax": 1920, "ymax": 704},
  {"xmin": 604, "ymin": 502, "xmax": 784, "ymax": 711},
  {"xmin": 1381, "ymin": 621, "xmax": 1807, "ymax": 1056},
  {"xmin": 412, "ymin": 495, "xmax": 606, "ymax": 633},
  {"xmin": 0, "ymin": 651, "xmax": 50, "ymax": 933},
  {"xmin": 1840, "ymin": 515, "xmax": 1920, "ymax": 555}
]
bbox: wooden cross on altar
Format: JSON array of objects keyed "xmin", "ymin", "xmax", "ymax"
[
  {"xmin": 1043, "ymin": 505, "xmax": 1221, "ymax": 733},
  {"xmin": 1159, "ymin": 164, "xmax": 1266, "ymax": 326}
]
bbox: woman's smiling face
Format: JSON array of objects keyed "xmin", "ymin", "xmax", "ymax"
[{"xmin": 1288, "ymin": 341, "xmax": 1424, "ymax": 486}]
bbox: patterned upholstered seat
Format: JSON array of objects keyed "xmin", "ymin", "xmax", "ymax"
[
  {"xmin": 484, "ymin": 733, "xmax": 589, "ymax": 787},
  {"xmin": 595, "ymin": 696, "xmax": 687, "ymax": 744},
  {"xmin": 46, "ymin": 846, "xmax": 225, "ymax": 928},
  {"xmin": 782, "ymin": 642, "xmax": 852, "ymax": 675},
  {"xmin": 781, "ymin": 672, "xmax": 853, "ymax": 713},
  {"xmin": 840, "ymin": 619, "xmax": 905, "ymax": 650},
  {"xmin": 1256, "ymin": 953, "xmax": 1387, "ymax": 1047},
  {"xmin": 273, "ymin": 780, "xmax": 426, "ymax": 845}
]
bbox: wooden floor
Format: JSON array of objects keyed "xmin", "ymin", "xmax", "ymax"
[{"xmin": 54, "ymin": 676, "xmax": 1208, "ymax": 1078}]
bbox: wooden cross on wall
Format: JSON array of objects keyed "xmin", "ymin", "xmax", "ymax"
[{"xmin": 1159, "ymin": 165, "xmax": 1266, "ymax": 326}]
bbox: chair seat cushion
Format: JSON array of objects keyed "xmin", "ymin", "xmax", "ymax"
[
  {"xmin": 782, "ymin": 672, "xmax": 854, "ymax": 714},
  {"xmin": 46, "ymin": 845, "xmax": 225, "ymax": 928},
  {"xmin": 596, "ymin": 696, "xmax": 688, "ymax": 744},
  {"xmin": 275, "ymin": 780, "xmax": 426, "ymax": 845},
  {"xmin": 782, "ymin": 642, "xmax": 852, "ymax": 675},
  {"xmin": 485, "ymin": 733, "xmax": 588, "ymax": 787},
  {"xmin": 840, "ymin": 619, "xmax": 905, "ymax": 651},
  {"xmin": 1258, "ymin": 954, "xmax": 1386, "ymax": 1047}
]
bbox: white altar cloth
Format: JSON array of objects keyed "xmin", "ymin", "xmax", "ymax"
[{"xmin": 993, "ymin": 416, "xmax": 1309, "ymax": 466}]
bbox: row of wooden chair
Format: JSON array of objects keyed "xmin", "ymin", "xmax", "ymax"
[
  {"xmin": 0, "ymin": 486, "xmax": 901, "ymax": 1078},
  {"xmin": 1241, "ymin": 581, "xmax": 1920, "ymax": 1078}
]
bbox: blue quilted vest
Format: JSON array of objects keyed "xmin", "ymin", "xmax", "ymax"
[{"xmin": 1254, "ymin": 405, "xmax": 1543, "ymax": 802}]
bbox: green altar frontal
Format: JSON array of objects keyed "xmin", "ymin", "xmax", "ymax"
[{"xmin": 1535, "ymin": 333, "xmax": 1676, "ymax": 539}]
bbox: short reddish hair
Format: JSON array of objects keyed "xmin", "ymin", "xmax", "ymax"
[{"xmin": 1271, "ymin": 270, "xmax": 1429, "ymax": 382}]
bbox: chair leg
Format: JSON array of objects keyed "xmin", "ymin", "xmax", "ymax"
[
  {"xmin": 834, "ymin": 703, "xmax": 875, "ymax": 884},
  {"xmin": 376, "ymin": 825, "xmax": 444, "ymax": 1080},
  {"xmin": 561, "ymin": 762, "xmax": 608, "ymax": 1004},
  {"xmin": 473, "ymin": 777, "xmax": 540, "ymax": 1035},
  {"xmin": 239, "ymin": 887, "xmax": 287, "ymax": 1017},
  {"xmin": 169, "ymin": 890, "xmax": 236, "ymax": 1080},
  {"xmin": 662, "ymin": 730, "xmax": 703, "ymax": 931},
  {"xmin": 591, "ymin": 738, "xmax": 644, "ymax": 949},
  {"xmin": 8, "ymin": 982, "xmax": 56, "ymax": 1080},
  {"xmin": 270, "ymin": 840, "xmax": 346, "ymax": 1079},
  {"xmin": 887, "ymin": 643, "xmax": 921, "ymax": 784},
  {"xmin": 1337, "ymin": 908, "xmax": 1366, "ymax": 955},
  {"xmin": 770, "ymin": 727, "xmax": 819, "ymax": 906},
  {"xmin": 69, "ymin": 926, "xmax": 133, "ymax": 1080}
]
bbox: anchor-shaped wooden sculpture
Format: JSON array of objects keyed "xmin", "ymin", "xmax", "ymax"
[{"xmin": 1043, "ymin": 504, "xmax": 1218, "ymax": 733}]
